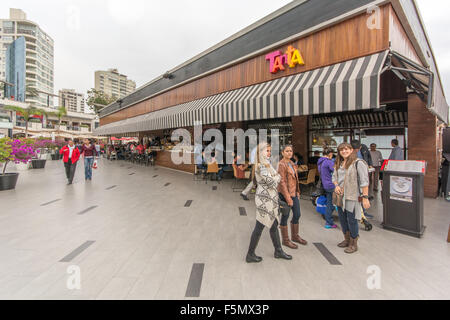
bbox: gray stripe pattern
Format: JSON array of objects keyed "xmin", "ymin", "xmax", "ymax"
[{"xmin": 95, "ymin": 51, "xmax": 388, "ymax": 135}]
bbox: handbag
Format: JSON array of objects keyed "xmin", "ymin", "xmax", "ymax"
[
  {"xmin": 332, "ymin": 192, "xmax": 344, "ymax": 207},
  {"xmin": 333, "ymin": 164, "xmax": 345, "ymax": 207},
  {"xmin": 278, "ymin": 199, "xmax": 291, "ymax": 218},
  {"xmin": 312, "ymin": 163, "xmax": 326, "ymax": 197}
]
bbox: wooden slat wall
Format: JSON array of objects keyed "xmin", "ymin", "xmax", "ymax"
[
  {"xmin": 101, "ymin": 5, "xmax": 391, "ymax": 126},
  {"xmin": 389, "ymin": 5, "xmax": 422, "ymax": 65}
]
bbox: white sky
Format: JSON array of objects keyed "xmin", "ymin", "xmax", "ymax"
[{"xmin": 1, "ymin": 0, "xmax": 449, "ymax": 100}]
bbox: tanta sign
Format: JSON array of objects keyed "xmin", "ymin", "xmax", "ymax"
[{"xmin": 265, "ymin": 45, "xmax": 305, "ymax": 74}]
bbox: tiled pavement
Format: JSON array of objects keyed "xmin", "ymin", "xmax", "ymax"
[{"xmin": 0, "ymin": 158, "xmax": 449, "ymax": 300}]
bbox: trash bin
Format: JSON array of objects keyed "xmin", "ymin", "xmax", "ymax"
[{"xmin": 381, "ymin": 160, "xmax": 427, "ymax": 238}]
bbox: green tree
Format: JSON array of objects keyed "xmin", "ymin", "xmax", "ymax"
[
  {"xmin": 4, "ymin": 106, "xmax": 47, "ymax": 138},
  {"xmin": 47, "ymin": 106, "xmax": 67, "ymax": 132},
  {"xmin": 86, "ymin": 89, "xmax": 116, "ymax": 114},
  {"xmin": 0, "ymin": 137, "xmax": 13, "ymax": 175}
]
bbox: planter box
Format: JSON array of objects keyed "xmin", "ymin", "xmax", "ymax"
[
  {"xmin": 0, "ymin": 173, "xmax": 19, "ymax": 191},
  {"xmin": 31, "ymin": 159, "xmax": 47, "ymax": 169}
]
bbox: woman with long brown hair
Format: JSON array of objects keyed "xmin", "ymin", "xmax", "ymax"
[
  {"xmin": 277, "ymin": 145, "xmax": 307, "ymax": 249},
  {"xmin": 332, "ymin": 142, "xmax": 370, "ymax": 254},
  {"xmin": 245, "ymin": 142, "xmax": 292, "ymax": 263}
]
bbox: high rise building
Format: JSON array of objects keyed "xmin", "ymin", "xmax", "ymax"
[
  {"xmin": 59, "ymin": 89, "xmax": 86, "ymax": 114},
  {"xmin": 5, "ymin": 37, "xmax": 26, "ymax": 102},
  {"xmin": 0, "ymin": 9, "xmax": 54, "ymax": 108},
  {"xmin": 94, "ymin": 68, "xmax": 136, "ymax": 99}
]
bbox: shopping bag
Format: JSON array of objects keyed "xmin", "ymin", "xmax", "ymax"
[{"xmin": 92, "ymin": 160, "xmax": 98, "ymax": 169}]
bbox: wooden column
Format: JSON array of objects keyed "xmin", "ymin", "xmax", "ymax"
[
  {"xmin": 407, "ymin": 94, "xmax": 439, "ymax": 198},
  {"xmin": 291, "ymin": 116, "xmax": 309, "ymax": 160}
]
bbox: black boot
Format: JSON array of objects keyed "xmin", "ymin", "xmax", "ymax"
[
  {"xmin": 246, "ymin": 230, "xmax": 263, "ymax": 263},
  {"xmin": 270, "ymin": 226, "xmax": 292, "ymax": 260}
]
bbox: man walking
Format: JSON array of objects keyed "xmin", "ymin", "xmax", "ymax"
[
  {"xmin": 389, "ymin": 139, "xmax": 404, "ymax": 160},
  {"xmin": 60, "ymin": 139, "xmax": 80, "ymax": 185},
  {"xmin": 369, "ymin": 143, "xmax": 383, "ymax": 191}
]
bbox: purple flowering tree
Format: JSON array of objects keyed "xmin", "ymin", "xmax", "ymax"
[{"xmin": 1, "ymin": 139, "xmax": 38, "ymax": 174}]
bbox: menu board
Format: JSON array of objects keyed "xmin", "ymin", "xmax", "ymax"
[
  {"xmin": 390, "ymin": 176, "xmax": 413, "ymax": 203},
  {"xmin": 382, "ymin": 160, "xmax": 426, "ymax": 174}
]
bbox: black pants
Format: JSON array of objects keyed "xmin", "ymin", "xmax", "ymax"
[
  {"xmin": 64, "ymin": 159, "xmax": 77, "ymax": 183},
  {"xmin": 249, "ymin": 219, "xmax": 281, "ymax": 251}
]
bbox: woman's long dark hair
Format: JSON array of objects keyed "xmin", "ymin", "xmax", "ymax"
[{"xmin": 335, "ymin": 142, "xmax": 356, "ymax": 170}]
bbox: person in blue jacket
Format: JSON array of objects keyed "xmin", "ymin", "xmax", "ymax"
[{"xmin": 318, "ymin": 148, "xmax": 337, "ymax": 229}]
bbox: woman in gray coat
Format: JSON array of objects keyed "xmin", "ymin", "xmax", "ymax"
[{"xmin": 246, "ymin": 142, "xmax": 292, "ymax": 263}]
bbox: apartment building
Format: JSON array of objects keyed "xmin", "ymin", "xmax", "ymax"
[
  {"xmin": 0, "ymin": 9, "xmax": 54, "ymax": 108},
  {"xmin": 94, "ymin": 68, "xmax": 136, "ymax": 99},
  {"xmin": 59, "ymin": 89, "xmax": 86, "ymax": 114}
]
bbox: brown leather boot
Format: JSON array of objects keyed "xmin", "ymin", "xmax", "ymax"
[
  {"xmin": 291, "ymin": 223, "xmax": 307, "ymax": 245},
  {"xmin": 345, "ymin": 237, "xmax": 359, "ymax": 254},
  {"xmin": 280, "ymin": 226, "xmax": 298, "ymax": 249},
  {"xmin": 337, "ymin": 231, "xmax": 351, "ymax": 248}
]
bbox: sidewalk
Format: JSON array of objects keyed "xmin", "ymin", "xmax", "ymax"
[{"xmin": 0, "ymin": 158, "xmax": 449, "ymax": 300}]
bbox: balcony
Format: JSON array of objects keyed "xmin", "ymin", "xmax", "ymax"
[
  {"xmin": 3, "ymin": 28, "xmax": 14, "ymax": 34},
  {"xmin": 17, "ymin": 29, "xmax": 36, "ymax": 37}
]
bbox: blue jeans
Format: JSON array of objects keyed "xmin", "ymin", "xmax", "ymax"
[
  {"xmin": 337, "ymin": 206, "xmax": 359, "ymax": 239},
  {"xmin": 279, "ymin": 194, "xmax": 301, "ymax": 226},
  {"xmin": 324, "ymin": 189, "xmax": 335, "ymax": 226},
  {"xmin": 84, "ymin": 157, "xmax": 94, "ymax": 180}
]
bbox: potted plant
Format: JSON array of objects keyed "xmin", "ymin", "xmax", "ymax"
[
  {"xmin": 31, "ymin": 139, "xmax": 49, "ymax": 169},
  {"xmin": 0, "ymin": 138, "xmax": 17, "ymax": 191},
  {"xmin": 0, "ymin": 138, "xmax": 37, "ymax": 191}
]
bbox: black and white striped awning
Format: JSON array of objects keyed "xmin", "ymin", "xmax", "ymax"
[
  {"xmin": 95, "ymin": 51, "xmax": 388, "ymax": 136},
  {"xmin": 311, "ymin": 110, "xmax": 408, "ymax": 129}
]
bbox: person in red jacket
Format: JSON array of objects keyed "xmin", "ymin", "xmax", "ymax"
[{"xmin": 60, "ymin": 139, "xmax": 81, "ymax": 185}]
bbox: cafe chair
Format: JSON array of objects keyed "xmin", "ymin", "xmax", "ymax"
[
  {"xmin": 231, "ymin": 164, "xmax": 248, "ymax": 192},
  {"xmin": 110, "ymin": 151, "xmax": 117, "ymax": 161},
  {"xmin": 299, "ymin": 168, "xmax": 317, "ymax": 197},
  {"xmin": 205, "ymin": 162, "xmax": 220, "ymax": 184}
]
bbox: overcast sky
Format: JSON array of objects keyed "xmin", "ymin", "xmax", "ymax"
[{"xmin": 1, "ymin": 0, "xmax": 449, "ymax": 100}]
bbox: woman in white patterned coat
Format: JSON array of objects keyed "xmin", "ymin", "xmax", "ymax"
[{"xmin": 246, "ymin": 142, "xmax": 292, "ymax": 263}]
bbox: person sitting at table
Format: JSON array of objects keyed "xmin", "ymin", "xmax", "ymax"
[
  {"xmin": 308, "ymin": 151, "xmax": 321, "ymax": 165},
  {"xmin": 136, "ymin": 143, "xmax": 145, "ymax": 155},
  {"xmin": 292, "ymin": 152, "xmax": 305, "ymax": 166},
  {"xmin": 234, "ymin": 154, "xmax": 249, "ymax": 179},
  {"xmin": 207, "ymin": 152, "xmax": 224, "ymax": 181}
]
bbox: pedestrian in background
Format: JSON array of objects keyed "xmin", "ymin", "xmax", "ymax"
[
  {"xmin": 60, "ymin": 139, "xmax": 80, "ymax": 185},
  {"xmin": 81, "ymin": 139, "xmax": 97, "ymax": 181},
  {"xmin": 369, "ymin": 143, "xmax": 384, "ymax": 191},
  {"xmin": 318, "ymin": 148, "xmax": 337, "ymax": 229},
  {"xmin": 389, "ymin": 139, "xmax": 404, "ymax": 160}
]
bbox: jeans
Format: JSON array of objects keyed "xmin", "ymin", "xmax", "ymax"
[
  {"xmin": 324, "ymin": 189, "xmax": 335, "ymax": 226},
  {"xmin": 64, "ymin": 159, "xmax": 77, "ymax": 183},
  {"xmin": 337, "ymin": 206, "xmax": 359, "ymax": 239},
  {"xmin": 279, "ymin": 193, "xmax": 301, "ymax": 226},
  {"xmin": 84, "ymin": 157, "xmax": 94, "ymax": 180}
]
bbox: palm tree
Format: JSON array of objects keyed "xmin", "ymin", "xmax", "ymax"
[
  {"xmin": 47, "ymin": 106, "xmax": 67, "ymax": 133},
  {"xmin": 4, "ymin": 105, "xmax": 46, "ymax": 138}
]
